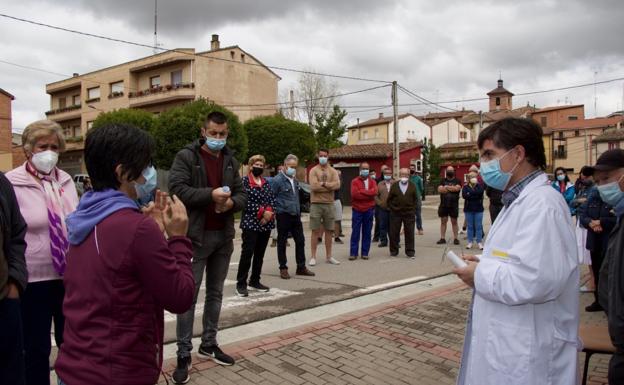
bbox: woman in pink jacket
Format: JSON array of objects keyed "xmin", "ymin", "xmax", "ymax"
[{"xmin": 6, "ymin": 119, "xmax": 79, "ymax": 385}]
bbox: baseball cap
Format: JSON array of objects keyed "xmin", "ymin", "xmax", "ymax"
[{"xmin": 587, "ymin": 149, "xmax": 624, "ymax": 172}]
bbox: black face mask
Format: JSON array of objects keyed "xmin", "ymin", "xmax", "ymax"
[
  {"xmin": 251, "ymin": 167, "xmax": 264, "ymax": 177},
  {"xmin": 446, "ymin": 172, "xmax": 454, "ymax": 178},
  {"xmin": 410, "ymin": 170, "xmax": 415, "ymax": 175}
]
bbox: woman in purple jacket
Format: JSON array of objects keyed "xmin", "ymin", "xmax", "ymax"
[{"xmin": 55, "ymin": 123, "xmax": 195, "ymax": 385}]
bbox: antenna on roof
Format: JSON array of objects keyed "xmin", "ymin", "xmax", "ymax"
[{"xmin": 153, "ymin": 0, "xmax": 161, "ymax": 54}]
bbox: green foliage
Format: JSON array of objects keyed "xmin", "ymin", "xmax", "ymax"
[
  {"xmin": 425, "ymin": 141, "xmax": 443, "ymax": 187},
  {"xmin": 151, "ymin": 99, "xmax": 247, "ymax": 169},
  {"xmin": 92, "ymin": 108, "xmax": 156, "ymax": 133},
  {"xmin": 314, "ymin": 105, "xmax": 347, "ymax": 150},
  {"xmin": 244, "ymin": 114, "xmax": 316, "ymax": 167}
]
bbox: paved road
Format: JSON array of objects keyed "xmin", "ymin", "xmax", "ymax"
[{"xmin": 165, "ymin": 195, "xmax": 494, "ymax": 343}]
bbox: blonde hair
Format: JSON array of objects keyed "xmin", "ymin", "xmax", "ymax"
[
  {"xmin": 248, "ymin": 154, "xmax": 266, "ymax": 166},
  {"xmin": 22, "ymin": 119, "xmax": 66, "ymax": 153}
]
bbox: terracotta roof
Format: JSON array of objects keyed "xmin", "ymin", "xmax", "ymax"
[
  {"xmin": 532, "ymin": 104, "xmax": 584, "ymax": 114},
  {"xmin": 460, "ymin": 106, "xmax": 536, "ymax": 124},
  {"xmin": 348, "ymin": 113, "xmax": 418, "ymax": 129},
  {"xmin": 547, "ymin": 116, "xmax": 624, "ymax": 133},
  {"xmin": 419, "ymin": 110, "xmax": 474, "ymax": 120},
  {"xmin": 487, "ymin": 83, "xmax": 514, "ymax": 96},
  {"xmin": 439, "ymin": 141, "xmax": 478, "ymax": 150},
  {"xmin": 593, "ymin": 129, "xmax": 624, "ymax": 143},
  {"xmin": 329, "ymin": 142, "xmax": 423, "ymax": 160},
  {"xmin": 0, "ymin": 88, "xmax": 15, "ymax": 100}
]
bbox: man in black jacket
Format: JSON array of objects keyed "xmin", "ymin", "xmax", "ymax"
[
  {"xmin": 0, "ymin": 171, "xmax": 28, "ymax": 385},
  {"xmin": 591, "ymin": 149, "xmax": 624, "ymax": 384},
  {"xmin": 169, "ymin": 111, "xmax": 247, "ymax": 383}
]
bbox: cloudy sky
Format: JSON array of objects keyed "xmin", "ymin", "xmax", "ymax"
[{"xmin": 2, "ymin": 0, "xmax": 624, "ymax": 130}]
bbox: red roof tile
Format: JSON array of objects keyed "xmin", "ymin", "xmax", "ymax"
[
  {"xmin": 329, "ymin": 142, "xmax": 423, "ymax": 160},
  {"xmin": 348, "ymin": 113, "xmax": 418, "ymax": 129},
  {"xmin": 593, "ymin": 129, "xmax": 624, "ymax": 143},
  {"xmin": 531, "ymin": 104, "xmax": 584, "ymax": 114},
  {"xmin": 547, "ymin": 116, "xmax": 624, "ymax": 133}
]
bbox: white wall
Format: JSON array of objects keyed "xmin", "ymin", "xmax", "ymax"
[
  {"xmin": 431, "ymin": 118, "xmax": 472, "ymax": 147},
  {"xmin": 387, "ymin": 115, "xmax": 431, "ymax": 144}
]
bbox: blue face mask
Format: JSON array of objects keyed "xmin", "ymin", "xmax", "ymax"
[
  {"xmin": 479, "ymin": 149, "xmax": 518, "ymax": 191},
  {"xmin": 360, "ymin": 169, "xmax": 369, "ymax": 178},
  {"xmin": 205, "ymin": 136, "xmax": 227, "ymax": 151},
  {"xmin": 135, "ymin": 166, "xmax": 157, "ymax": 205},
  {"xmin": 319, "ymin": 157, "xmax": 328, "ymax": 166},
  {"xmin": 384, "ymin": 175, "xmax": 392, "ymax": 181},
  {"xmin": 285, "ymin": 167, "xmax": 296, "ymax": 177},
  {"xmin": 598, "ymin": 176, "xmax": 624, "ymax": 207},
  {"xmin": 556, "ymin": 174, "xmax": 566, "ymax": 182}
]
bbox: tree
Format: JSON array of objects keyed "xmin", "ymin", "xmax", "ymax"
[
  {"xmin": 424, "ymin": 141, "xmax": 443, "ymax": 188},
  {"xmin": 91, "ymin": 108, "xmax": 156, "ymax": 133},
  {"xmin": 151, "ymin": 99, "xmax": 247, "ymax": 169},
  {"xmin": 290, "ymin": 70, "xmax": 339, "ymax": 127},
  {"xmin": 244, "ymin": 114, "xmax": 316, "ymax": 167},
  {"xmin": 314, "ymin": 105, "xmax": 347, "ymax": 149}
]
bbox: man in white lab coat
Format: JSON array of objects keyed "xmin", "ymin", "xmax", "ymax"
[{"xmin": 454, "ymin": 117, "xmax": 579, "ymax": 385}]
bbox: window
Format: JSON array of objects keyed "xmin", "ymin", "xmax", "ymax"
[
  {"xmin": 87, "ymin": 87, "xmax": 100, "ymax": 100},
  {"xmin": 63, "ymin": 125, "xmax": 71, "ymax": 138},
  {"xmin": 375, "ymin": 128, "xmax": 379, "ymax": 137},
  {"xmin": 574, "ymin": 130, "xmax": 580, "ymax": 137},
  {"xmin": 110, "ymin": 81, "xmax": 124, "ymax": 94},
  {"xmin": 72, "ymin": 95, "xmax": 80, "ymax": 106},
  {"xmin": 496, "ymin": 97, "xmax": 501, "ymax": 106},
  {"xmin": 558, "ymin": 131, "xmax": 564, "ymax": 139},
  {"xmin": 568, "ymin": 116, "xmax": 578, "ymax": 121},
  {"xmin": 58, "ymin": 97, "xmax": 66, "ymax": 109},
  {"xmin": 609, "ymin": 141, "xmax": 621, "ymax": 150},
  {"xmin": 230, "ymin": 51, "xmax": 235, "ymax": 60},
  {"xmin": 86, "ymin": 121, "xmax": 94, "ymax": 131},
  {"xmin": 171, "ymin": 70, "xmax": 182, "ymax": 85},
  {"xmin": 556, "ymin": 144, "xmax": 567, "ymax": 158},
  {"xmin": 241, "ymin": 53, "xmax": 246, "ymax": 63},
  {"xmin": 150, "ymin": 75, "xmax": 161, "ymax": 88},
  {"xmin": 363, "ymin": 130, "xmax": 368, "ymax": 140},
  {"xmin": 351, "ymin": 129, "xmax": 356, "ymax": 137},
  {"xmin": 540, "ymin": 116, "xmax": 547, "ymax": 127}
]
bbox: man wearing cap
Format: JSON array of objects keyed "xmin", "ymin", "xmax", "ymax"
[{"xmin": 592, "ymin": 149, "xmax": 624, "ymax": 383}]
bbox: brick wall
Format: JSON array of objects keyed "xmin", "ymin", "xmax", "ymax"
[{"xmin": 0, "ymin": 93, "xmax": 12, "ymax": 154}]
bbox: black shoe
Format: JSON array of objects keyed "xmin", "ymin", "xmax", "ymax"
[
  {"xmin": 249, "ymin": 282, "xmax": 270, "ymax": 292},
  {"xmin": 197, "ymin": 345, "xmax": 235, "ymax": 366},
  {"xmin": 436, "ymin": 239, "xmax": 446, "ymax": 245},
  {"xmin": 585, "ymin": 302, "xmax": 604, "ymax": 312},
  {"xmin": 339, "ymin": 233, "xmax": 345, "ymax": 237},
  {"xmin": 372, "ymin": 237, "xmax": 379, "ymax": 242},
  {"xmin": 378, "ymin": 242, "xmax": 387, "ymax": 247},
  {"xmin": 453, "ymin": 239, "xmax": 460, "ymax": 245},
  {"xmin": 236, "ymin": 284, "xmax": 248, "ymax": 297},
  {"xmin": 317, "ymin": 237, "xmax": 322, "ymax": 242},
  {"xmin": 172, "ymin": 356, "xmax": 191, "ymax": 384},
  {"xmin": 390, "ymin": 252, "xmax": 398, "ymax": 257},
  {"xmin": 334, "ymin": 237, "xmax": 343, "ymax": 244},
  {"xmin": 349, "ymin": 255, "xmax": 357, "ymax": 260}
]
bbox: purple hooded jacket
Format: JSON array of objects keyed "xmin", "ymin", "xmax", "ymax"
[{"xmin": 55, "ymin": 190, "xmax": 194, "ymax": 385}]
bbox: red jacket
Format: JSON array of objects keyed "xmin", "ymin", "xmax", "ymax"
[
  {"xmin": 55, "ymin": 209, "xmax": 195, "ymax": 385},
  {"xmin": 351, "ymin": 177, "xmax": 378, "ymax": 212}
]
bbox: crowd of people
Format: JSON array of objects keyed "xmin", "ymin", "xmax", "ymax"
[{"xmin": 1, "ymin": 113, "xmax": 624, "ymax": 385}]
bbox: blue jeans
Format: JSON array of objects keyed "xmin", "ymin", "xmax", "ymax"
[
  {"xmin": 378, "ymin": 208, "xmax": 390, "ymax": 244},
  {"xmin": 465, "ymin": 211, "xmax": 484, "ymax": 243},
  {"xmin": 350, "ymin": 208, "xmax": 374, "ymax": 257},
  {"xmin": 415, "ymin": 198, "xmax": 423, "ymax": 231}
]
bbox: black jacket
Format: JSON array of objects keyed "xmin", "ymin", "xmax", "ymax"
[
  {"xmin": 462, "ymin": 183, "xmax": 484, "ymax": 212},
  {"xmin": 168, "ymin": 140, "xmax": 247, "ymax": 245},
  {"xmin": 599, "ymin": 213, "xmax": 624, "ymax": 353},
  {"xmin": 579, "ymin": 186, "xmax": 616, "ymax": 252},
  {"xmin": 387, "ymin": 182, "xmax": 417, "ymax": 213},
  {"xmin": 0, "ymin": 172, "xmax": 27, "ymax": 299}
]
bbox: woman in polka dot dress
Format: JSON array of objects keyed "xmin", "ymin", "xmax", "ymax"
[{"xmin": 236, "ymin": 154, "xmax": 276, "ymax": 297}]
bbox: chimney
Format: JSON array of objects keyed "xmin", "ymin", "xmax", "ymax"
[
  {"xmin": 72, "ymin": 73, "xmax": 79, "ymax": 77},
  {"xmin": 211, "ymin": 34, "xmax": 220, "ymax": 51},
  {"xmin": 497, "ymin": 79, "xmax": 503, "ymax": 88},
  {"xmin": 378, "ymin": 113, "xmax": 384, "ymax": 119}
]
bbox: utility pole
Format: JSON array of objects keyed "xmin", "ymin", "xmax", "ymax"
[
  {"xmin": 584, "ymin": 129, "xmax": 589, "ymax": 165},
  {"xmin": 392, "ymin": 81, "xmax": 399, "ymax": 178},
  {"xmin": 153, "ymin": 0, "xmax": 158, "ymax": 54},
  {"xmin": 478, "ymin": 110, "xmax": 483, "ymax": 140},
  {"xmin": 289, "ymin": 90, "xmax": 295, "ymax": 119}
]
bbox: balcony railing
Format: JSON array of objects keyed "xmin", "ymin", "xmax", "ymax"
[
  {"xmin": 128, "ymin": 82, "xmax": 195, "ymax": 98},
  {"xmin": 45, "ymin": 104, "xmax": 81, "ymax": 116},
  {"xmin": 108, "ymin": 91, "xmax": 124, "ymax": 99},
  {"xmin": 553, "ymin": 149, "xmax": 568, "ymax": 159}
]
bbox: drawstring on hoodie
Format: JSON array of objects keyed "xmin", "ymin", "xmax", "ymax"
[{"xmin": 94, "ymin": 225, "xmax": 100, "ymax": 255}]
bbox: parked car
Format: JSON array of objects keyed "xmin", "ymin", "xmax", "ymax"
[
  {"xmin": 73, "ymin": 173, "xmax": 89, "ymax": 195},
  {"xmin": 299, "ymin": 181, "xmax": 310, "ymax": 213}
]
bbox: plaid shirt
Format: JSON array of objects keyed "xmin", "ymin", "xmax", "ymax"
[{"xmin": 502, "ymin": 169, "xmax": 543, "ymax": 208}]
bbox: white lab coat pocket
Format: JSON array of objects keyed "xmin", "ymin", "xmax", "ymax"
[{"xmin": 485, "ymin": 319, "xmax": 533, "ymax": 383}]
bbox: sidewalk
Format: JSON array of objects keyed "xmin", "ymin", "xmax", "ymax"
[{"xmin": 158, "ymin": 275, "xmax": 609, "ymax": 385}]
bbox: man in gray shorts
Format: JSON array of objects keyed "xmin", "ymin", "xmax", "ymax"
[{"xmin": 308, "ymin": 149, "xmax": 341, "ymax": 266}]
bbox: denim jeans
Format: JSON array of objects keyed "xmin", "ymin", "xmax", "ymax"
[
  {"xmin": 415, "ymin": 197, "xmax": 423, "ymax": 231},
  {"xmin": 465, "ymin": 211, "xmax": 484, "ymax": 243},
  {"xmin": 176, "ymin": 230, "xmax": 234, "ymax": 358},
  {"xmin": 350, "ymin": 208, "xmax": 374, "ymax": 257},
  {"xmin": 0, "ymin": 297, "xmax": 25, "ymax": 385},
  {"xmin": 378, "ymin": 208, "xmax": 390, "ymax": 244}
]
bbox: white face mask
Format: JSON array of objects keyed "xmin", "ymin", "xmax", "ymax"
[
  {"xmin": 31, "ymin": 150, "xmax": 59, "ymax": 174},
  {"xmin": 400, "ymin": 177, "xmax": 409, "ymax": 184}
]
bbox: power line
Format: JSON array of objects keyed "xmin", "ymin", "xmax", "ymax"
[
  {"xmin": 398, "ymin": 84, "xmax": 459, "ymax": 112},
  {"xmin": 0, "ymin": 13, "xmax": 392, "ymax": 84}
]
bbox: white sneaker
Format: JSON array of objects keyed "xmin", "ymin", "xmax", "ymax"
[
  {"xmin": 326, "ymin": 257, "xmax": 340, "ymax": 265},
  {"xmin": 478, "ymin": 243, "xmax": 484, "ymax": 250},
  {"xmin": 309, "ymin": 258, "xmax": 317, "ymax": 266},
  {"xmin": 466, "ymin": 243, "xmax": 473, "ymax": 249}
]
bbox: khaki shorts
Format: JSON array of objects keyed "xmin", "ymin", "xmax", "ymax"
[{"xmin": 310, "ymin": 203, "xmax": 335, "ymax": 231}]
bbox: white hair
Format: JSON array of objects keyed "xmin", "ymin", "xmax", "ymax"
[{"xmin": 284, "ymin": 154, "xmax": 298, "ymax": 164}]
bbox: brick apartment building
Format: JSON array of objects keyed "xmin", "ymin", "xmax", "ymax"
[{"xmin": 0, "ymin": 88, "xmax": 14, "ymax": 172}]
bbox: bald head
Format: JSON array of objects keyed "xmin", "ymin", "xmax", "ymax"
[{"xmin": 399, "ymin": 168, "xmax": 410, "ymax": 178}]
